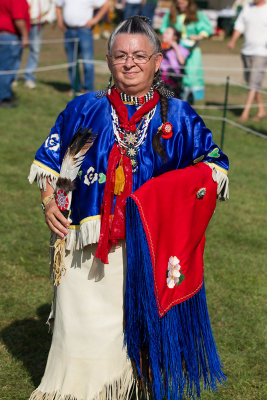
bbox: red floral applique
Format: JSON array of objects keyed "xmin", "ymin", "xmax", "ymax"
[{"xmin": 161, "ymin": 122, "xmax": 173, "ymax": 139}]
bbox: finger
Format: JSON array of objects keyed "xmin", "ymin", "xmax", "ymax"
[
  {"xmin": 54, "ymin": 208, "xmax": 70, "ymax": 227},
  {"xmin": 49, "ymin": 214, "xmax": 69, "ymax": 235},
  {"xmin": 46, "ymin": 218, "xmax": 66, "ymax": 238},
  {"xmin": 45, "ymin": 209, "xmax": 68, "ymax": 235},
  {"xmin": 46, "ymin": 202, "xmax": 69, "ymax": 227}
]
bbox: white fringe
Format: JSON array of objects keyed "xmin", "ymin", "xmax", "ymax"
[
  {"xmin": 29, "ymin": 390, "xmax": 78, "ymax": 400},
  {"xmin": 46, "ymin": 288, "xmax": 57, "ymax": 333},
  {"xmin": 28, "ymin": 162, "xmax": 58, "ymax": 191},
  {"xmin": 29, "ymin": 366, "xmax": 136, "ymax": 400},
  {"xmin": 205, "ymin": 162, "xmax": 229, "ymax": 201},
  {"xmin": 65, "ymin": 219, "xmax": 101, "ymax": 251},
  {"xmin": 95, "ymin": 366, "xmax": 135, "ymax": 400}
]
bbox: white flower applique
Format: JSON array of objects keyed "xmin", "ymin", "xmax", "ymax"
[
  {"xmin": 45, "ymin": 133, "xmax": 60, "ymax": 152},
  {"xmin": 166, "ymin": 256, "xmax": 185, "ymax": 289},
  {"xmin": 84, "ymin": 166, "xmax": 98, "ymax": 186}
]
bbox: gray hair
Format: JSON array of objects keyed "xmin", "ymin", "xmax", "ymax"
[{"xmin": 107, "ymin": 16, "xmax": 162, "ymax": 55}]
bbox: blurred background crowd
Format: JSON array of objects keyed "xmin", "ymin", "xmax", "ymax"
[{"xmin": 1, "ymin": 0, "xmax": 266, "ymax": 122}]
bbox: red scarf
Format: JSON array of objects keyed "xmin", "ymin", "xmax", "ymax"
[
  {"xmin": 94, "ymin": 88, "xmax": 160, "ymax": 264},
  {"xmin": 107, "ymin": 88, "xmax": 160, "ymax": 131}
]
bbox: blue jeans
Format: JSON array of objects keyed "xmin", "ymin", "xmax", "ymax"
[
  {"xmin": 124, "ymin": 3, "xmax": 142, "ymax": 20},
  {"xmin": 0, "ymin": 33, "xmax": 21, "ymax": 101},
  {"xmin": 24, "ymin": 23, "xmax": 44, "ymax": 82},
  {"xmin": 64, "ymin": 27, "xmax": 94, "ymax": 92},
  {"xmin": 142, "ymin": 3, "xmax": 157, "ymax": 24}
]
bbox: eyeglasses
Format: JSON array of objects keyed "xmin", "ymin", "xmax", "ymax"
[{"xmin": 110, "ymin": 52, "xmax": 157, "ymax": 65}]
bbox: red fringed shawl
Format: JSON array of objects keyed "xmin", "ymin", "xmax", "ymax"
[
  {"xmin": 128, "ymin": 162, "xmax": 217, "ymax": 316},
  {"xmin": 124, "ymin": 163, "xmax": 225, "ymax": 400}
]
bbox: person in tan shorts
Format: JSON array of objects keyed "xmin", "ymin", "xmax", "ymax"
[{"xmin": 228, "ymin": 0, "xmax": 267, "ymax": 122}]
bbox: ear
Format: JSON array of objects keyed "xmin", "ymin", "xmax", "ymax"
[
  {"xmin": 106, "ymin": 54, "xmax": 112, "ymax": 73},
  {"xmin": 155, "ymin": 52, "xmax": 163, "ymax": 73}
]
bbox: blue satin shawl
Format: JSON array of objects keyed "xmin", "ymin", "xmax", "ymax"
[{"xmin": 34, "ymin": 91, "xmax": 229, "ymax": 227}]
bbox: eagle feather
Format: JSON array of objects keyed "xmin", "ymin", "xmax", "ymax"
[{"xmin": 57, "ymin": 127, "xmax": 97, "ymax": 192}]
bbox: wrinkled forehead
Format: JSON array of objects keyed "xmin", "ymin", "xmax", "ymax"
[{"xmin": 110, "ymin": 33, "xmax": 154, "ymax": 54}]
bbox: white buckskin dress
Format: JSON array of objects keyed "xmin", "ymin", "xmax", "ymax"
[{"xmin": 29, "ymin": 242, "xmax": 134, "ymax": 400}]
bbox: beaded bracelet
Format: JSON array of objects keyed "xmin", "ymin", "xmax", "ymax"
[{"xmin": 41, "ymin": 193, "xmax": 55, "ymax": 212}]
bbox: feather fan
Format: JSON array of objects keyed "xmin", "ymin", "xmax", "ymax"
[
  {"xmin": 57, "ymin": 127, "xmax": 98, "ymax": 192},
  {"xmin": 51, "ymin": 127, "xmax": 98, "ymax": 286}
]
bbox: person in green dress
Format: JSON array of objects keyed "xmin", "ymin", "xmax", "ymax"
[{"xmin": 160, "ymin": 0, "xmax": 213, "ymax": 101}]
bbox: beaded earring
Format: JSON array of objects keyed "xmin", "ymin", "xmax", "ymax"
[{"xmin": 107, "ymin": 75, "xmax": 112, "ymax": 95}]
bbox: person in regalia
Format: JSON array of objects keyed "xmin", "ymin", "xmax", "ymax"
[
  {"xmin": 28, "ymin": 16, "xmax": 229, "ymax": 400},
  {"xmin": 160, "ymin": 0, "xmax": 213, "ymax": 101}
]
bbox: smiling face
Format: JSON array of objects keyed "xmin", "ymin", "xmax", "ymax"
[{"xmin": 107, "ymin": 33, "xmax": 163, "ymax": 97}]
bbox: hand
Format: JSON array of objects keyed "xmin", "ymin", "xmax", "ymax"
[
  {"xmin": 21, "ymin": 33, "xmax": 29, "ymax": 47},
  {"xmin": 58, "ymin": 21, "xmax": 67, "ymax": 32},
  {"xmin": 170, "ymin": 40, "xmax": 179, "ymax": 49},
  {"xmin": 44, "ymin": 199, "xmax": 69, "ymax": 238},
  {"xmin": 227, "ymin": 40, "xmax": 235, "ymax": 50},
  {"xmin": 85, "ymin": 17, "xmax": 97, "ymax": 29}
]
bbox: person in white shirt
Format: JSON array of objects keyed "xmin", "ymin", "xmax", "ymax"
[
  {"xmin": 15, "ymin": 0, "xmax": 56, "ymax": 90},
  {"xmin": 56, "ymin": 0, "xmax": 109, "ymax": 94},
  {"xmin": 228, "ymin": 0, "xmax": 267, "ymax": 122}
]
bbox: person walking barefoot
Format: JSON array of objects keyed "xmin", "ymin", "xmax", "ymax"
[{"xmin": 228, "ymin": 0, "xmax": 267, "ymax": 122}]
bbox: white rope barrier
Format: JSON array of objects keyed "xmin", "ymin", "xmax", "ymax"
[
  {"xmin": 79, "ymin": 59, "xmax": 108, "ymax": 65},
  {"xmin": 0, "ymin": 58, "xmax": 109, "ymax": 76},
  {"xmin": 224, "ymin": 118, "xmax": 267, "ymax": 140},
  {"xmin": 200, "ymin": 115, "xmax": 224, "ymax": 121},
  {"xmin": 0, "ymin": 38, "xmax": 79, "ymax": 45},
  {"xmin": 164, "ymin": 71, "xmax": 267, "ymax": 94},
  {"xmin": 184, "ymin": 65, "xmax": 267, "ymax": 73},
  {"xmin": 194, "ymin": 103, "xmax": 267, "ymax": 110},
  {"xmin": 226, "ymin": 79, "xmax": 267, "ymax": 96},
  {"xmin": 200, "ymin": 115, "xmax": 267, "ymax": 140},
  {"xmin": 0, "ymin": 62, "xmax": 75, "ymax": 76}
]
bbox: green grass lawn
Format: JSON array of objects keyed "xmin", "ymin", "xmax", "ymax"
[{"xmin": 0, "ymin": 38, "xmax": 267, "ymax": 399}]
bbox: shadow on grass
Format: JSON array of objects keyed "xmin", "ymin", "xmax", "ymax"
[
  {"xmin": 1, "ymin": 304, "xmax": 51, "ymax": 386},
  {"xmin": 246, "ymin": 125, "xmax": 267, "ymax": 136},
  {"xmin": 40, "ymin": 80, "xmax": 70, "ymax": 93}
]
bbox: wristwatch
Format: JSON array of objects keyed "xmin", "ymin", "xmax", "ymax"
[{"xmin": 41, "ymin": 193, "xmax": 55, "ymax": 212}]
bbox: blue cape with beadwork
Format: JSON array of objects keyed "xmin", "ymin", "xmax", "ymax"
[{"xmin": 30, "ymin": 91, "xmax": 229, "ymax": 250}]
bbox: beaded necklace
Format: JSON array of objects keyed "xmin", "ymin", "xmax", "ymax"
[
  {"xmin": 119, "ymin": 87, "xmax": 154, "ymax": 106},
  {"xmin": 111, "ymin": 105, "xmax": 156, "ymax": 170}
]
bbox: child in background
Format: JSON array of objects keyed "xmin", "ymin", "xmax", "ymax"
[{"xmin": 160, "ymin": 27, "xmax": 189, "ymax": 98}]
